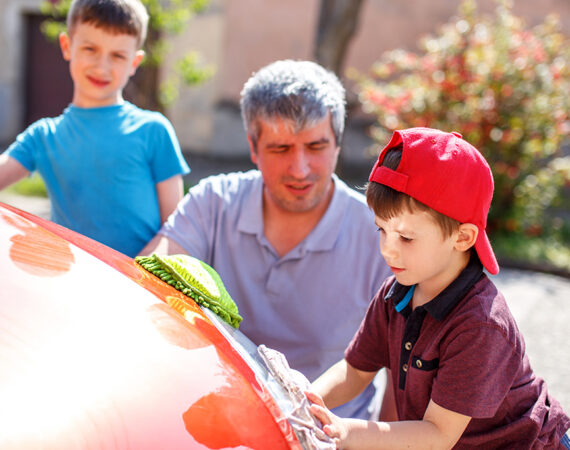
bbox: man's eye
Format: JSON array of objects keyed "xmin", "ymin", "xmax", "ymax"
[
  {"xmin": 400, "ymin": 236, "xmax": 413, "ymax": 242},
  {"xmin": 376, "ymin": 227, "xmax": 384, "ymax": 233}
]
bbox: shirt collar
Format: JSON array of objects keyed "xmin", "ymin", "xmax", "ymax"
[
  {"xmin": 237, "ymin": 173, "xmax": 348, "ymax": 253},
  {"xmin": 385, "ymin": 253, "xmax": 484, "ymax": 321}
]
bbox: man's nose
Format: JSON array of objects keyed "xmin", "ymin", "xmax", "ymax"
[{"xmin": 289, "ymin": 148, "xmax": 310, "ymax": 178}]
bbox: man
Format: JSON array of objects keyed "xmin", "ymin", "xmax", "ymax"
[{"xmin": 142, "ymin": 60, "xmax": 391, "ymax": 419}]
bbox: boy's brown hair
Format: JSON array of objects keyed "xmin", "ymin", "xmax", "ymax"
[
  {"xmin": 366, "ymin": 144, "xmax": 461, "ymax": 238},
  {"xmin": 366, "ymin": 128, "xmax": 499, "ymax": 274},
  {"xmin": 67, "ymin": 0, "xmax": 149, "ymax": 48}
]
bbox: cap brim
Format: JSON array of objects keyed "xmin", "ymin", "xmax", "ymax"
[{"xmin": 475, "ymin": 230, "xmax": 499, "ymax": 275}]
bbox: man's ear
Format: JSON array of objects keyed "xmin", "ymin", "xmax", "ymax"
[
  {"xmin": 129, "ymin": 50, "xmax": 145, "ymax": 76},
  {"xmin": 455, "ymin": 223, "xmax": 478, "ymax": 251},
  {"xmin": 59, "ymin": 32, "xmax": 71, "ymax": 61},
  {"xmin": 247, "ymin": 135, "xmax": 258, "ymax": 165}
]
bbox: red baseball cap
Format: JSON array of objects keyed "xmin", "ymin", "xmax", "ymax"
[{"xmin": 369, "ymin": 127, "xmax": 499, "ymax": 275}]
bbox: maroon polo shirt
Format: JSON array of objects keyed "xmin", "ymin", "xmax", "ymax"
[{"xmin": 346, "ymin": 256, "xmax": 570, "ymax": 448}]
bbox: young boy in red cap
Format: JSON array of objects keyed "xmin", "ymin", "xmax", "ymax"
[{"xmin": 306, "ymin": 127, "xmax": 570, "ymax": 448}]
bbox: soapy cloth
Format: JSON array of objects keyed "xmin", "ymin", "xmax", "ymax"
[
  {"xmin": 258, "ymin": 345, "xmax": 335, "ymax": 449},
  {"xmin": 135, "ymin": 254, "xmax": 242, "ymax": 328}
]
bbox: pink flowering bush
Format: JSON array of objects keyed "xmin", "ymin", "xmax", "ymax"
[{"xmin": 355, "ymin": 0, "xmax": 569, "ymax": 244}]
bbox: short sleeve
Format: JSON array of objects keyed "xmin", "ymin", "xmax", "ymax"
[
  {"xmin": 159, "ymin": 175, "xmax": 223, "ymax": 260},
  {"xmin": 147, "ymin": 114, "xmax": 189, "ymax": 183},
  {"xmin": 345, "ymin": 282, "xmax": 392, "ymax": 372},
  {"xmin": 5, "ymin": 121, "xmax": 45, "ymax": 172},
  {"xmin": 431, "ymin": 324, "xmax": 523, "ymax": 418}
]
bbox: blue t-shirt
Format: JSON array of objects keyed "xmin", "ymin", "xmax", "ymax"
[
  {"xmin": 7, "ymin": 102, "xmax": 190, "ymax": 256},
  {"xmin": 161, "ymin": 170, "xmax": 392, "ymax": 418}
]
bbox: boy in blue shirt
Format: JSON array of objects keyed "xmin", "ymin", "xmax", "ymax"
[
  {"xmin": 0, "ymin": 0, "xmax": 189, "ymax": 257},
  {"xmin": 307, "ymin": 128, "xmax": 570, "ymax": 448}
]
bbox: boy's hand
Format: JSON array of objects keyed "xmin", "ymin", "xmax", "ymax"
[
  {"xmin": 306, "ymin": 391, "xmax": 349, "ymax": 448},
  {"xmin": 306, "ymin": 392, "xmax": 471, "ymax": 449}
]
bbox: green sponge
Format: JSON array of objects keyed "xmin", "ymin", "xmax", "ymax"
[{"xmin": 135, "ymin": 254, "xmax": 242, "ymax": 328}]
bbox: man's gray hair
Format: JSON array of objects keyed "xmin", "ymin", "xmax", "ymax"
[{"xmin": 240, "ymin": 60, "xmax": 346, "ymax": 147}]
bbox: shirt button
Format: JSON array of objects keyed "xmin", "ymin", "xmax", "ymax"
[
  {"xmin": 405, "ymin": 341, "xmax": 412, "ymax": 351},
  {"xmin": 416, "ymin": 360, "xmax": 423, "ymax": 369},
  {"xmin": 402, "ymin": 364, "xmax": 408, "ymax": 372}
]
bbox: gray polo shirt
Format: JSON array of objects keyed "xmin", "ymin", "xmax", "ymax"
[{"xmin": 160, "ymin": 170, "xmax": 391, "ymax": 418}]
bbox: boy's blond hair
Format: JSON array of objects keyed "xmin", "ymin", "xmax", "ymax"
[{"xmin": 67, "ymin": 0, "xmax": 149, "ymax": 48}]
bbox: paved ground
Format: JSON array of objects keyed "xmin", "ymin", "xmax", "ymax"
[{"xmin": 1, "ymin": 192, "xmax": 568, "ymax": 413}]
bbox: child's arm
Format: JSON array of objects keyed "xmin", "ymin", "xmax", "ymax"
[
  {"xmin": 311, "ymin": 359, "xmax": 378, "ymax": 410},
  {"xmin": 378, "ymin": 369, "xmax": 398, "ymax": 422},
  {"xmin": 0, "ymin": 154, "xmax": 30, "ymax": 190},
  {"xmin": 156, "ymin": 174, "xmax": 184, "ymax": 223},
  {"xmin": 307, "ymin": 395, "xmax": 470, "ymax": 450},
  {"xmin": 139, "ymin": 233, "xmax": 187, "ymax": 256}
]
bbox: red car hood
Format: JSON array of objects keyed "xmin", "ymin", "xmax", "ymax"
[{"xmin": 0, "ymin": 203, "xmax": 300, "ymax": 449}]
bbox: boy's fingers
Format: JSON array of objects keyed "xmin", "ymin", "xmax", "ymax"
[
  {"xmin": 304, "ymin": 390, "xmax": 325, "ymax": 407},
  {"xmin": 323, "ymin": 424, "xmax": 341, "ymax": 440},
  {"xmin": 309, "ymin": 404, "xmax": 331, "ymax": 424},
  {"xmin": 309, "ymin": 404, "xmax": 343, "ymax": 444}
]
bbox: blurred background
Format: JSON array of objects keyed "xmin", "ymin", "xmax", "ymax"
[{"xmin": 0, "ymin": 0, "xmax": 568, "ymax": 275}]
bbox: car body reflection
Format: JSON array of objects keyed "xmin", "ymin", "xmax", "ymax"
[{"xmin": 0, "ymin": 202, "xmax": 301, "ymax": 449}]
